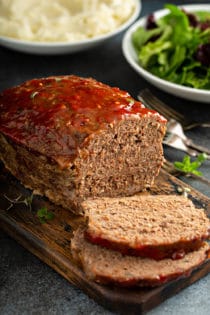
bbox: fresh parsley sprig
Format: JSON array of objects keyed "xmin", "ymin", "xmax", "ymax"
[
  {"xmin": 37, "ymin": 207, "xmax": 54, "ymax": 224},
  {"xmin": 174, "ymin": 153, "xmax": 207, "ymax": 176},
  {"xmin": 4, "ymin": 193, "xmax": 55, "ymax": 224},
  {"xmin": 173, "ymin": 153, "xmax": 210, "ymax": 186}
]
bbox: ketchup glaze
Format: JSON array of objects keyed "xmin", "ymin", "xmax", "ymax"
[{"xmin": 0, "ymin": 75, "xmax": 166, "ymax": 166}]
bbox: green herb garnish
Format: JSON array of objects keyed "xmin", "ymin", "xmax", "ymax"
[
  {"xmin": 132, "ymin": 4, "xmax": 210, "ymax": 89},
  {"xmin": 37, "ymin": 207, "xmax": 54, "ymax": 224},
  {"xmin": 174, "ymin": 153, "xmax": 207, "ymax": 176}
]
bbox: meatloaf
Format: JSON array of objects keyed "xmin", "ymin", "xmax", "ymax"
[
  {"xmin": 83, "ymin": 195, "xmax": 210, "ymax": 260},
  {"xmin": 71, "ymin": 227, "xmax": 210, "ymax": 287},
  {"xmin": 0, "ymin": 75, "xmax": 166, "ymax": 213}
]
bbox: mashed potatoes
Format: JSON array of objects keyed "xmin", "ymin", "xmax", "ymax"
[{"xmin": 0, "ymin": 0, "xmax": 136, "ymax": 42}]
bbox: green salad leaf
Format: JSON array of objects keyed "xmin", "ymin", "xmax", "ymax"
[
  {"xmin": 132, "ymin": 4, "xmax": 210, "ymax": 89},
  {"xmin": 196, "ymin": 11, "xmax": 210, "ymax": 21}
]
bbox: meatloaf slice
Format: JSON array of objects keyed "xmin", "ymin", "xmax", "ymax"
[
  {"xmin": 83, "ymin": 195, "xmax": 210, "ymax": 260},
  {"xmin": 0, "ymin": 75, "xmax": 166, "ymax": 213},
  {"xmin": 71, "ymin": 227, "xmax": 210, "ymax": 287}
]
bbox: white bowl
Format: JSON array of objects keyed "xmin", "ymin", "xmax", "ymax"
[
  {"xmin": 0, "ymin": 0, "xmax": 141, "ymax": 55},
  {"xmin": 122, "ymin": 4, "xmax": 210, "ymax": 103}
]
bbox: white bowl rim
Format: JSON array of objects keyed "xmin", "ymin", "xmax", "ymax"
[
  {"xmin": 0, "ymin": 0, "xmax": 141, "ymax": 48},
  {"xmin": 122, "ymin": 4, "xmax": 210, "ymax": 98}
]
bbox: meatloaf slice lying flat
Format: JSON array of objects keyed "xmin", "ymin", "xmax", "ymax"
[
  {"xmin": 83, "ymin": 195, "xmax": 210, "ymax": 260},
  {"xmin": 71, "ymin": 227, "xmax": 210, "ymax": 287},
  {"xmin": 0, "ymin": 75, "xmax": 166, "ymax": 213}
]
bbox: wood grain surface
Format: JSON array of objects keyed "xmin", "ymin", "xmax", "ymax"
[{"xmin": 0, "ymin": 164, "xmax": 209, "ymax": 315}]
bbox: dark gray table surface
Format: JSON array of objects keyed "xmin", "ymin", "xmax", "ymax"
[{"xmin": 0, "ymin": 1, "xmax": 210, "ymax": 314}]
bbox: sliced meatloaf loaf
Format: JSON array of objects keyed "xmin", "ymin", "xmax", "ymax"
[
  {"xmin": 83, "ymin": 195, "xmax": 210, "ymax": 260},
  {"xmin": 0, "ymin": 75, "xmax": 166, "ymax": 213},
  {"xmin": 71, "ymin": 227, "xmax": 210, "ymax": 287}
]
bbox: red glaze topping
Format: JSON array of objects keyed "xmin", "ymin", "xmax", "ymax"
[
  {"xmin": 85, "ymin": 231, "xmax": 204, "ymax": 261},
  {"xmin": 0, "ymin": 75, "xmax": 166, "ymax": 167}
]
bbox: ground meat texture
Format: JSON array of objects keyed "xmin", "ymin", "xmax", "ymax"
[
  {"xmin": 0, "ymin": 75, "xmax": 166, "ymax": 213},
  {"xmin": 83, "ymin": 195, "xmax": 210, "ymax": 260},
  {"xmin": 71, "ymin": 227, "xmax": 210, "ymax": 287}
]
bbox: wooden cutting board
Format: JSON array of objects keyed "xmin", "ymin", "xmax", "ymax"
[{"xmin": 0, "ymin": 164, "xmax": 210, "ymax": 315}]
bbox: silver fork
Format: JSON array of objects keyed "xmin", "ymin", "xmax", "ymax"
[
  {"xmin": 167, "ymin": 119, "xmax": 210, "ymax": 156},
  {"xmin": 138, "ymin": 89, "xmax": 210, "ymax": 156},
  {"xmin": 163, "ymin": 132, "xmax": 204, "ymax": 157},
  {"xmin": 138, "ymin": 89, "xmax": 210, "ymax": 130}
]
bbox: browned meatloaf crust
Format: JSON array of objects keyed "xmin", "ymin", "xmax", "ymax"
[
  {"xmin": 83, "ymin": 195, "xmax": 210, "ymax": 260},
  {"xmin": 71, "ymin": 227, "xmax": 210, "ymax": 287},
  {"xmin": 0, "ymin": 75, "xmax": 166, "ymax": 213}
]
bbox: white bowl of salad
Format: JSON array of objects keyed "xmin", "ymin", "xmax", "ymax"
[{"xmin": 122, "ymin": 4, "xmax": 210, "ymax": 103}]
